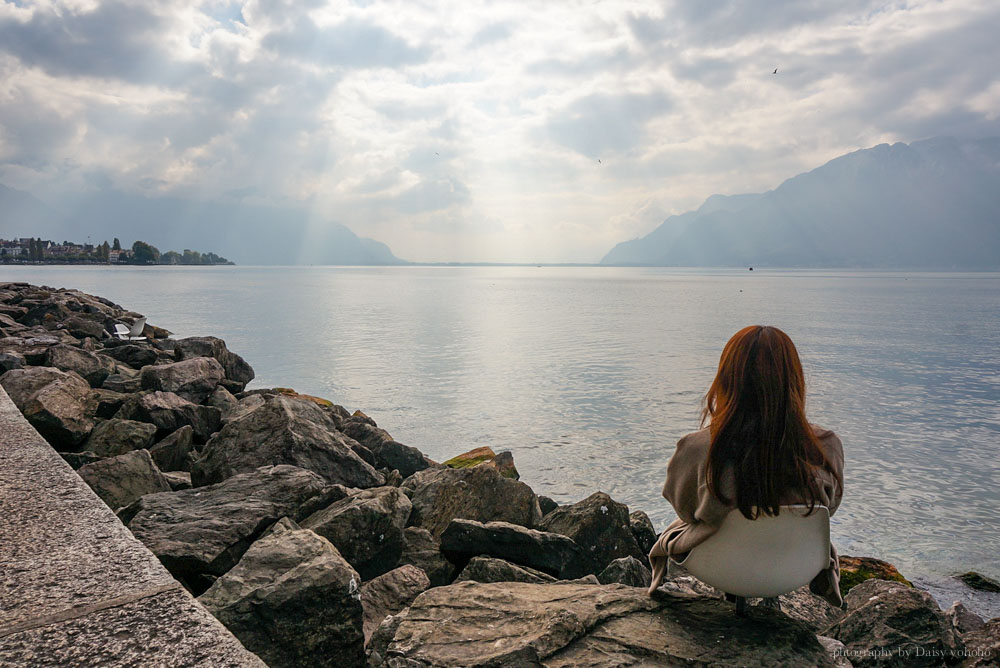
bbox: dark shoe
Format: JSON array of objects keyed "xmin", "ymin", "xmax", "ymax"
[{"xmin": 759, "ymin": 597, "xmax": 782, "ymax": 612}]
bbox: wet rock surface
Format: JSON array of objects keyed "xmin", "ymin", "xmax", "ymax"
[
  {"xmin": 360, "ymin": 564, "xmax": 430, "ymax": 645},
  {"xmin": 537, "ymin": 491, "xmax": 645, "ymax": 575},
  {"xmin": 440, "ymin": 518, "xmax": 588, "ymax": 578},
  {"xmin": 77, "ymin": 448, "xmax": 172, "ymax": 510}
]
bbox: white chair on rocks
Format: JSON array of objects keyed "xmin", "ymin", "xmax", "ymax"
[
  {"xmin": 113, "ymin": 317, "xmax": 147, "ymax": 341},
  {"xmin": 670, "ymin": 504, "xmax": 830, "ymax": 616}
]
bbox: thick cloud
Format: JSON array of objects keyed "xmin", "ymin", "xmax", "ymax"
[{"xmin": 0, "ymin": 0, "xmax": 998, "ymax": 263}]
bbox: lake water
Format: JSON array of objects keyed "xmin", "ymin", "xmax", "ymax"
[{"xmin": 4, "ymin": 265, "xmax": 999, "ymax": 586}]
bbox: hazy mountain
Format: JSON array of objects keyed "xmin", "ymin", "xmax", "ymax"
[
  {"xmin": 601, "ymin": 137, "xmax": 1000, "ymax": 268},
  {"xmin": 0, "ymin": 185, "xmax": 406, "ymax": 265}
]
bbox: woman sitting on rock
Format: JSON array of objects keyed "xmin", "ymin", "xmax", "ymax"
[{"xmin": 647, "ymin": 325, "xmax": 845, "ymax": 608}]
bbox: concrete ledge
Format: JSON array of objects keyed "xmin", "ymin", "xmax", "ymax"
[{"xmin": 0, "ymin": 385, "xmax": 265, "ymax": 666}]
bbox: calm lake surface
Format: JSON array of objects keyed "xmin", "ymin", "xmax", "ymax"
[{"xmin": 4, "ymin": 265, "xmax": 999, "ymax": 583}]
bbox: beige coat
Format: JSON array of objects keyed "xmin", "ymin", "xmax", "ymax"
[{"xmin": 648, "ymin": 425, "xmax": 845, "ymax": 607}]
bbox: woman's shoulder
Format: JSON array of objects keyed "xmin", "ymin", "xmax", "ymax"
[
  {"xmin": 672, "ymin": 427, "xmax": 712, "ymax": 460},
  {"xmin": 810, "ymin": 424, "xmax": 843, "ymax": 449}
]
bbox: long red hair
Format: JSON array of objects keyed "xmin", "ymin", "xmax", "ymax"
[{"xmin": 702, "ymin": 325, "xmax": 830, "ymax": 519}]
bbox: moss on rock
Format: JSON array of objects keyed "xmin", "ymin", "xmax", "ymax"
[{"xmin": 838, "ymin": 555, "xmax": 912, "ymax": 598}]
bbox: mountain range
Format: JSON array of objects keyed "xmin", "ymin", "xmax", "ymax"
[
  {"xmin": 601, "ymin": 136, "xmax": 1000, "ymax": 269},
  {"xmin": 0, "ymin": 184, "xmax": 404, "ymax": 266}
]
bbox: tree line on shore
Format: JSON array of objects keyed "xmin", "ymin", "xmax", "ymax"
[{"xmin": 1, "ymin": 237, "xmax": 233, "ymax": 265}]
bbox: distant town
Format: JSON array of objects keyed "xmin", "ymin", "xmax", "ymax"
[{"xmin": 0, "ymin": 237, "xmax": 233, "ymax": 265}]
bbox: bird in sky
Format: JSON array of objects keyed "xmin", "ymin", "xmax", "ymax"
[
  {"xmin": 597, "ymin": 159, "xmax": 602, "ymax": 164},
  {"xmin": 773, "ymin": 68, "xmax": 778, "ymax": 74}
]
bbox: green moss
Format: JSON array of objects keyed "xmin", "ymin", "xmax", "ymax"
[
  {"xmin": 839, "ymin": 566, "xmax": 913, "ymax": 598},
  {"xmin": 443, "ymin": 455, "xmax": 493, "ymax": 469},
  {"xmin": 958, "ymin": 572, "xmax": 1000, "ymax": 593}
]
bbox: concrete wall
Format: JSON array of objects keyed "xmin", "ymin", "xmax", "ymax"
[{"xmin": 0, "ymin": 385, "xmax": 266, "ymax": 667}]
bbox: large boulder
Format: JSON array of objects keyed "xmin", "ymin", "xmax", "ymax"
[
  {"xmin": 140, "ymin": 357, "xmax": 225, "ymax": 403},
  {"xmin": 101, "ymin": 372, "xmax": 142, "ymax": 394},
  {"xmin": 597, "ymin": 556, "xmax": 652, "ymax": 589},
  {"xmin": 198, "ymin": 518, "xmax": 364, "ymax": 668},
  {"xmin": 400, "ymin": 465, "xmax": 542, "ymax": 538},
  {"xmin": 101, "ymin": 343, "xmax": 159, "ymax": 369},
  {"xmin": 115, "ymin": 391, "xmax": 221, "ymax": 442},
  {"xmin": 82, "ymin": 418, "xmax": 158, "ymax": 457},
  {"xmin": 961, "ymin": 618, "xmax": 1000, "ymax": 668},
  {"xmin": 77, "ymin": 449, "xmax": 171, "ymax": 510},
  {"xmin": 301, "ymin": 486, "xmax": 412, "ymax": 581},
  {"xmin": 398, "ymin": 527, "xmax": 455, "ymax": 588},
  {"xmin": 8, "ymin": 368, "xmax": 95, "ymax": 448},
  {"xmin": 629, "ymin": 510, "xmax": 657, "ymax": 556},
  {"xmin": 0, "ymin": 351, "xmax": 24, "ymax": 372},
  {"xmin": 369, "ymin": 581, "xmax": 833, "ymax": 667},
  {"xmin": 120, "ymin": 465, "xmax": 332, "ymax": 592},
  {"xmin": 838, "ymin": 555, "xmax": 913, "ymax": 598},
  {"xmin": 824, "ymin": 578, "xmax": 964, "ymax": 667},
  {"xmin": 361, "ymin": 565, "xmax": 430, "ymax": 646},
  {"xmin": 191, "ymin": 394, "xmax": 384, "ymax": 488},
  {"xmin": 0, "ymin": 366, "xmax": 68, "ymax": 409},
  {"xmin": 440, "ymin": 519, "xmax": 588, "ymax": 579},
  {"xmin": 148, "ymin": 425, "xmax": 196, "ymax": 472},
  {"xmin": 174, "ymin": 336, "xmax": 255, "ymax": 388},
  {"xmin": 537, "ymin": 491, "xmax": 645, "ymax": 575},
  {"xmin": 339, "ymin": 418, "xmax": 437, "ymax": 478},
  {"xmin": 455, "ymin": 556, "xmax": 557, "ymax": 585},
  {"xmin": 44, "ymin": 344, "xmax": 114, "ymax": 388},
  {"xmin": 62, "ymin": 314, "xmax": 107, "ymax": 339}
]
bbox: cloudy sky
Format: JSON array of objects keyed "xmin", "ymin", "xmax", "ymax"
[{"xmin": 1, "ymin": 0, "xmax": 999, "ymax": 262}]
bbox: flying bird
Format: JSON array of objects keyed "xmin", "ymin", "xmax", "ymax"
[
  {"xmin": 598, "ymin": 159, "xmax": 602, "ymax": 164},
  {"xmin": 773, "ymin": 68, "xmax": 778, "ymax": 74}
]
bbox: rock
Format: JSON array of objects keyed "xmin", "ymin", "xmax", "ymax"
[
  {"xmin": 121, "ymin": 464, "xmax": 331, "ymax": 592},
  {"xmin": 538, "ymin": 495, "xmax": 559, "ymax": 516},
  {"xmin": 82, "ymin": 418, "xmax": 158, "ymax": 457},
  {"xmin": 16, "ymin": 368, "xmax": 95, "ymax": 448},
  {"xmin": 361, "ymin": 565, "xmax": 430, "ymax": 645},
  {"xmin": 838, "ymin": 555, "xmax": 913, "ymax": 598},
  {"xmin": 824, "ymin": 578, "xmax": 964, "ymax": 667},
  {"xmin": 191, "ymin": 394, "xmax": 384, "ymax": 488},
  {"xmin": 101, "ymin": 343, "xmax": 159, "ymax": 369},
  {"xmin": 0, "ymin": 351, "xmax": 24, "ymax": 372},
  {"xmin": 20, "ymin": 299, "xmax": 72, "ymax": 327},
  {"xmin": 597, "ymin": 556, "xmax": 652, "ymax": 588},
  {"xmin": 442, "ymin": 445, "xmax": 519, "ymax": 479},
  {"xmin": 946, "ymin": 601, "xmax": 985, "ymax": 634},
  {"xmin": 372, "ymin": 440, "xmax": 437, "ymax": 479},
  {"xmin": 375, "ymin": 581, "xmax": 833, "ymax": 666},
  {"xmin": 91, "ymin": 388, "xmax": 127, "ymax": 419},
  {"xmin": 174, "ymin": 336, "xmax": 255, "ymax": 388},
  {"xmin": 140, "ymin": 357, "xmax": 225, "ymax": 403},
  {"xmin": 366, "ymin": 609, "xmax": 408, "ymax": 668},
  {"xmin": 961, "ymin": 618, "xmax": 1000, "ymax": 668},
  {"xmin": 44, "ymin": 347, "xmax": 111, "ymax": 390},
  {"xmin": 629, "ymin": 510, "xmax": 657, "ymax": 555},
  {"xmin": 440, "ymin": 518, "xmax": 588, "ymax": 579},
  {"xmin": 206, "ymin": 385, "xmax": 238, "ymax": 418},
  {"xmin": 62, "ymin": 315, "xmax": 107, "ymax": 339},
  {"xmin": 958, "ymin": 572, "xmax": 1000, "ymax": 593},
  {"xmin": 300, "ymin": 486, "xmax": 412, "ymax": 580},
  {"xmin": 537, "ymin": 491, "xmax": 645, "ymax": 575},
  {"xmin": 398, "ymin": 527, "xmax": 455, "ymax": 588},
  {"xmin": 101, "ymin": 372, "xmax": 142, "ymax": 394},
  {"xmin": 148, "ymin": 425, "xmax": 196, "ymax": 472},
  {"xmin": 340, "ymin": 419, "xmax": 394, "ymax": 450},
  {"xmin": 455, "ymin": 556, "xmax": 557, "ymax": 585},
  {"xmin": 162, "ymin": 470, "xmax": 193, "ymax": 491},
  {"xmin": 77, "ymin": 449, "xmax": 172, "ymax": 510},
  {"xmin": 0, "ymin": 366, "xmax": 70, "ymax": 410},
  {"xmin": 400, "ymin": 464, "xmax": 542, "ymax": 539},
  {"xmin": 777, "ymin": 585, "xmax": 847, "ymax": 632},
  {"xmin": 58, "ymin": 450, "xmax": 103, "ymax": 469},
  {"xmin": 220, "ymin": 393, "xmax": 267, "ymax": 425},
  {"xmin": 198, "ymin": 519, "xmax": 364, "ymax": 668},
  {"xmin": 115, "ymin": 391, "xmax": 221, "ymax": 442},
  {"xmin": 816, "ymin": 636, "xmax": 854, "ymax": 668},
  {"xmin": 143, "ymin": 322, "xmax": 172, "ymax": 339}
]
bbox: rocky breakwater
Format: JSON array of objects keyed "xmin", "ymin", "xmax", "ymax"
[{"xmin": 1, "ymin": 280, "xmax": 997, "ymax": 668}]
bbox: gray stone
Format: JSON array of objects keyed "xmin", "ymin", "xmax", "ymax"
[
  {"xmin": 83, "ymin": 418, "xmax": 158, "ymax": 457},
  {"xmin": 776, "ymin": 585, "xmax": 847, "ymax": 632},
  {"xmin": 207, "ymin": 385, "xmax": 238, "ymax": 417},
  {"xmin": 101, "ymin": 343, "xmax": 159, "ymax": 369},
  {"xmin": 62, "ymin": 314, "xmax": 107, "ymax": 339},
  {"xmin": 946, "ymin": 601, "xmax": 985, "ymax": 634},
  {"xmin": 817, "ymin": 636, "xmax": 855, "ymax": 668},
  {"xmin": 301, "ymin": 486, "xmax": 412, "ymax": 581},
  {"xmin": 115, "ymin": 390, "xmax": 221, "ymax": 442},
  {"xmin": 163, "ymin": 470, "xmax": 193, "ymax": 491},
  {"xmin": 455, "ymin": 556, "xmax": 557, "ymax": 585},
  {"xmin": 629, "ymin": 509, "xmax": 657, "ymax": 555},
  {"xmin": 0, "ymin": 351, "xmax": 25, "ymax": 372},
  {"xmin": 101, "ymin": 371, "xmax": 142, "ymax": 393},
  {"xmin": 91, "ymin": 387, "xmax": 127, "ymax": 419},
  {"xmin": 824, "ymin": 578, "xmax": 964, "ymax": 667},
  {"xmin": 149, "ymin": 425, "xmax": 196, "ymax": 472},
  {"xmin": 537, "ymin": 491, "xmax": 645, "ymax": 575},
  {"xmin": 58, "ymin": 450, "xmax": 103, "ymax": 469},
  {"xmin": 538, "ymin": 495, "xmax": 559, "ymax": 516},
  {"xmin": 597, "ymin": 556, "xmax": 652, "ymax": 588},
  {"xmin": 140, "ymin": 357, "xmax": 225, "ymax": 403},
  {"xmin": 174, "ymin": 336, "xmax": 255, "ymax": 388},
  {"xmin": 375, "ymin": 581, "xmax": 834, "ymax": 667},
  {"xmin": 191, "ymin": 394, "xmax": 383, "ymax": 488},
  {"xmin": 400, "ymin": 464, "xmax": 542, "ymax": 538},
  {"xmin": 45, "ymin": 343, "xmax": 114, "ymax": 388},
  {"xmin": 398, "ymin": 527, "xmax": 455, "ymax": 588},
  {"xmin": 440, "ymin": 518, "xmax": 588, "ymax": 579},
  {"xmin": 18, "ymin": 369, "xmax": 95, "ymax": 448},
  {"xmin": 199, "ymin": 520, "xmax": 364, "ymax": 668},
  {"xmin": 961, "ymin": 618, "xmax": 1000, "ymax": 668},
  {"xmin": 221, "ymin": 393, "xmax": 266, "ymax": 425},
  {"xmin": 77, "ymin": 449, "xmax": 172, "ymax": 510},
  {"xmin": 121, "ymin": 465, "xmax": 332, "ymax": 592},
  {"xmin": 373, "ymin": 440, "xmax": 437, "ymax": 479},
  {"xmin": 0, "ymin": 366, "xmax": 71, "ymax": 410},
  {"xmin": 361, "ymin": 565, "xmax": 430, "ymax": 645}
]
